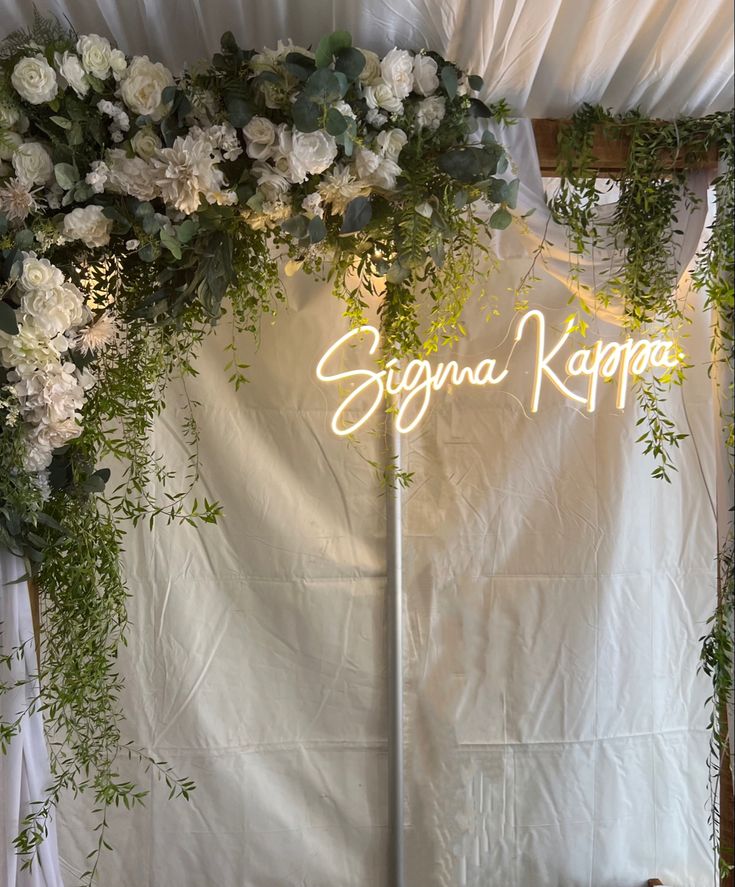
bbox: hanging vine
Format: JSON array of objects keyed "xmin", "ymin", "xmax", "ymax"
[{"xmin": 548, "ymin": 104, "xmax": 735, "ymax": 876}]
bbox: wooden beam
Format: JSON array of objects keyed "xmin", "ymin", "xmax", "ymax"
[
  {"xmin": 532, "ymin": 118, "xmax": 720, "ymax": 176},
  {"xmin": 28, "ymin": 575, "xmax": 41, "ymax": 674}
]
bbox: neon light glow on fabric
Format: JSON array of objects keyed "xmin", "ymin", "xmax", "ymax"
[{"xmin": 316, "ymin": 310, "xmax": 681, "ymax": 436}]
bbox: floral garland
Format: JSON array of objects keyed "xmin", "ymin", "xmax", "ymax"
[{"xmin": 0, "ymin": 14, "xmax": 519, "ymax": 877}]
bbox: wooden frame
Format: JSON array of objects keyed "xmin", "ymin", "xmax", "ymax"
[{"xmin": 531, "ymin": 118, "xmax": 720, "ymax": 176}]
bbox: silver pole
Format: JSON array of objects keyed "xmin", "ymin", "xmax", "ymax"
[{"xmin": 386, "ymin": 401, "xmax": 405, "ymax": 887}]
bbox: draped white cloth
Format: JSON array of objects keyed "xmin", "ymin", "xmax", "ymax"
[
  {"xmin": 0, "ymin": 551, "xmax": 63, "ymax": 887},
  {"xmin": 0, "ymin": 0, "xmax": 731, "ymax": 884}
]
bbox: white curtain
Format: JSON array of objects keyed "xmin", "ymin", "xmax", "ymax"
[{"xmin": 0, "ymin": 551, "xmax": 64, "ymax": 887}]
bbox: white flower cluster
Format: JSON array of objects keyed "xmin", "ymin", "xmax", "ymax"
[
  {"xmin": 84, "ymin": 123, "xmax": 241, "ymax": 215},
  {"xmin": 0, "ymin": 254, "xmax": 99, "ymax": 474}
]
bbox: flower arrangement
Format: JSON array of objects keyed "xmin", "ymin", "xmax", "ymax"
[{"xmin": 0, "ymin": 13, "xmax": 517, "ymax": 877}]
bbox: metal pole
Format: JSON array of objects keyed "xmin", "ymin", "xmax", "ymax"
[{"xmin": 386, "ymin": 401, "xmax": 405, "ymax": 887}]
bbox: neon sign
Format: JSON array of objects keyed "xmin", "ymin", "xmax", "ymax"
[{"xmin": 316, "ymin": 310, "xmax": 681, "ymax": 436}]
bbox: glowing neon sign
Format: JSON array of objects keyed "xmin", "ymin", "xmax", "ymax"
[{"xmin": 316, "ymin": 310, "xmax": 681, "ymax": 436}]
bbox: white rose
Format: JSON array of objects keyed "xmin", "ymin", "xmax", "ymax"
[
  {"xmin": 369, "ymin": 157, "xmax": 402, "ymax": 190},
  {"xmin": 366, "ymin": 108, "xmax": 388, "ymax": 128},
  {"xmin": 19, "ymin": 254, "xmax": 64, "ymax": 292},
  {"xmin": 120, "ymin": 55, "xmax": 174, "ymax": 121},
  {"xmin": 0, "ymin": 130, "xmax": 22, "ymax": 161},
  {"xmin": 0, "ymin": 101, "xmax": 21, "ymax": 129},
  {"xmin": 12, "ymin": 142, "xmax": 53, "ymax": 186},
  {"xmin": 76, "ymin": 34, "xmax": 112, "ymax": 80},
  {"xmin": 252, "ymin": 161, "xmax": 291, "ymax": 203},
  {"xmin": 456, "ymin": 74, "xmax": 469, "ymax": 96},
  {"xmin": 21, "ymin": 283, "xmax": 84, "ymax": 337},
  {"xmin": 55, "ymin": 52, "xmax": 89, "ymax": 97},
  {"xmin": 62, "ymin": 205, "xmax": 113, "ymax": 248},
  {"xmin": 11, "ymin": 56, "xmax": 58, "ymax": 105},
  {"xmin": 376, "ymin": 129, "xmax": 407, "ymax": 162},
  {"xmin": 131, "ymin": 126, "xmax": 162, "ymax": 159},
  {"xmin": 363, "ymin": 82, "xmax": 403, "ymax": 115},
  {"xmin": 287, "ymin": 130, "xmax": 338, "ymax": 184},
  {"xmin": 416, "ymin": 95, "xmax": 446, "ymax": 131},
  {"xmin": 359, "ymin": 49, "xmax": 382, "ymax": 85},
  {"xmin": 242, "ymin": 116, "xmax": 278, "ymax": 160},
  {"xmin": 109, "ymin": 49, "xmax": 128, "ymax": 80},
  {"xmin": 413, "ymin": 55, "xmax": 439, "ymax": 96},
  {"xmin": 355, "ymin": 148, "xmax": 382, "ymax": 181},
  {"xmin": 380, "ymin": 49, "xmax": 414, "ymax": 100}
]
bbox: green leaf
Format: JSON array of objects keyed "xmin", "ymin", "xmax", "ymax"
[
  {"xmin": 441, "ymin": 65, "xmax": 458, "ymax": 99},
  {"xmin": 220, "ymin": 30, "xmax": 239, "ymax": 53},
  {"xmin": 49, "ymin": 115, "xmax": 72, "ymax": 130},
  {"xmin": 340, "ymin": 196, "xmax": 372, "ymax": 234},
  {"xmin": 54, "ymin": 162, "xmax": 78, "ymax": 190},
  {"xmin": 438, "ymin": 146, "xmax": 500, "ymax": 182},
  {"xmin": 315, "ymin": 30, "xmax": 352, "ymax": 68},
  {"xmin": 504, "ymin": 177, "xmax": 520, "ymax": 209},
  {"xmin": 334, "ymin": 47, "xmax": 365, "ymax": 81},
  {"xmin": 0, "ymin": 301, "xmax": 18, "ymax": 335},
  {"xmin": 468, "ymin": 74, "xmax": 484, "ymax": 91},
  {"xmin": 489, "ymin": 207, "xmax": 513, "ymax": 229},
  {"xmin": 281, "ymin": 214, "xmax": 309, "ymax": 240},
  {"xmin": 160, "ymin": 230, "xmax": 182, "ymax": 259},
  {"xmin": 303, "ymin": 68, "xmax": 344, "ymax": 104},
  {"xmin": 224, "ymin": 94, "xmax": 252, "ymax": 127},
  {"xmin": 176, "ymin": 219, "xmax": 198, "ymax": 243},
  {"xmin": 14, "ymin": 229, "xmax": 34, "ymax": 249},
  {"xmin": 325, "ymin": 107, "xmax": 348, "ymax": 136},
  {"xmin": 139, "ymin": 242, "xmax": 160, "ymax": 262},
  {"xmin": 468, "ymin": 97, "xmax": 492, "ymax": 118},
  {"xmin": 284, "ymin": 52, "xmax": 316, "ymax": 81},
  {"xmin": 308, "ymin": 216, "xmax": 327, "ymax": 243},
  {"xmin": 291, "ymin": 97, "xmax": 321, "ymax": 132}
]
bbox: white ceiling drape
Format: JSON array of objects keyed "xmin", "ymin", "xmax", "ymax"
[{"xmin": 1, "ymin": 0, "xmax": 732, "ymax": 116}]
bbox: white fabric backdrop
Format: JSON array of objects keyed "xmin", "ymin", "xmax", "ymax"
[
  {"xmin": 0, "ymin": 551, "xmax": 63, "ymax": 887},
  {"xmin": 51, "ymin": 131, "xmax": 719, "ymax": 884},
  {"xmin": 0, "ymin": 1, "xmax": 731, "ymax": 884}
]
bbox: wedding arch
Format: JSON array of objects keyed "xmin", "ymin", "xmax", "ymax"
[{"xmin": 0, "ymin": 10, "xmax": 732, "ymax": 885}]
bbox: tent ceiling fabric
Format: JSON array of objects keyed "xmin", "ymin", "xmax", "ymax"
[{"xmin": 2, "ymin": 0, "xmax": 733, "ymax": 117}]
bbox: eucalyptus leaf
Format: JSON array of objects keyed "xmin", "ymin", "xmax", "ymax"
[
  {"xmin": 340, "ymin": 196, "xmax": 372, "ymax": 234},
  {"xmin": 303, "ymin": 68, "xmax": 344, "ymax": 104},
  {"xmin": 308, "ymin": 216, "xmax": 327, "ymax": 243},
  {"xmin": 54, "ymin": 162, "xmax": 78, "ymax": 190},
  {"xmin": 0, "ymin": 301, "xmax": 18, "ymax": 335},
  {"xmin": 489, "ymin": 206, "xmax": 513, "ymax": 229},
  {"xmin": 325, "ymin": 108, "xmax": 348, "ymax": 136},
  {"xmin": 281, "ymin": 214, "xmax": 309, "ymax": 240},
  {"xmin": 468, "ymin": 74, "xmax": 484, "ymax": 91},
  {"xmin": 441, "ymin": 65, "xmax": 458, "ymax": 99},
  {"xmin": 291, "ymin": 97, "xmax": 321, "ymax": 132},
  {"xmin": 224, "ymin": 94, "xmax": 253, "ymax": 127},
  {"xmin": 468, "ymin": 97, "xmax": 493, "ymax": 118},
  {"xmin": 334, "ymin": 47, "xmax": 365, "ymax": 81}
]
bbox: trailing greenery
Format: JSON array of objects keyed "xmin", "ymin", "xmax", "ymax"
[{"xmin": 548, "ymin": 103, "xmax": 735, "ymax": 876}]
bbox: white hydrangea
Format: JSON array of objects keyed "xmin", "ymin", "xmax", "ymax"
[
  {"xmin": 415, "ymin": 95, "xmax": 446, "ymax": 131},
  {"xmin": 105, "ymin": 149, "xmax": 159, "ymax": 201},
  {"xmin": 62, "ymin": 205, "xmax": 114, "ymax": 248}
]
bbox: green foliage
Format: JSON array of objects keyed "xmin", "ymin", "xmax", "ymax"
[{"xmin": 548, "ymin": 103, "xmax": 735, "ymax": 875}]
